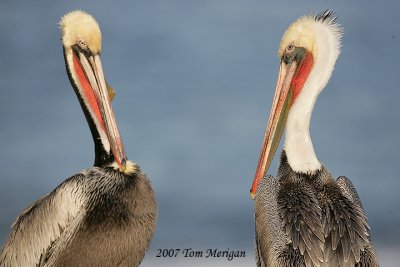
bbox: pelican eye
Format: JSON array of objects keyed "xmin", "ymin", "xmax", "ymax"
[
  {"xmin": 75, "ymin": 40, "xmax": 93, "ymax": 57},
  {"xmin": 286, "ymin": 44, "xmax": 294, "ymax": 52},
  {"xmin": 77, "ymin": 40, "xmax": 88, "ymax": 50}
]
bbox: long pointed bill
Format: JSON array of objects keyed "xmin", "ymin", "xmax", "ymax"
[
  {"xmin": 250, "ymin": 61, "xmax": 297, "ymax": 199},
  {"xmin": 72, "ymin": 49, "xmax": 127, "ymax": 169}
]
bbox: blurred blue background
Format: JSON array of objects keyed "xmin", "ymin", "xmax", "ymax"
[{"xmin": 0, "ymin": 1, "xmax": 399, "ymax": 266}]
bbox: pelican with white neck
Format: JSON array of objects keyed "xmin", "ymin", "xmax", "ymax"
[{"xmin": 251, "ymin": 11, "xmax": 379, "ymax": 267}]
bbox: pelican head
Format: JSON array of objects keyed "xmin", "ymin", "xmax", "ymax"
[
  {"xmin": 60, "ymin": 10, "xmax": 134, "ymax": 174},
  {"xmin": 250, "ymin": 11, "xmax": 342, "ymax": 198},
  {"xmin": 60, "ymin": 10, "xmax": 102, "ymax": 55}
]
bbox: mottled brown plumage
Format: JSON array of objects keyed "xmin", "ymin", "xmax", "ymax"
[
  {"xmin": 1, "ymin": 167, "xmax": 156, "ymax": 267},
  {"xmin": 252, "ymin": 11, "xmax": 379, "ymax": 267},
  {"xmin": 255, "ymin": 151, "xmax": 378, "ymax": 267},
  {"xmin": 0, "ymin": 10, "xmax": 157, "ymax": 266}
]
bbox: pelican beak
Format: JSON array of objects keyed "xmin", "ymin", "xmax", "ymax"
[
  {"xmin": 250, "ymin": 60, "xmax": 297, "ymax": 199},
  {"xmin": 71, "ymin": 46, "xmax": 127, "ymax": 169}
]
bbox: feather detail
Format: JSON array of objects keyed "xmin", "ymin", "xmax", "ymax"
[{"xmin": 254, "ymin": 152, "xmax": 379, "ymax": 266}]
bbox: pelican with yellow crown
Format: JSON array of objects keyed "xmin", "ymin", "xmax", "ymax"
[
  {"xmin": 251, "ymin": 11, "xmax": 379, "ymax": 267},
  {"xmin": 0, "ymin": 11, "xmax": 156, "ymax": 266}
]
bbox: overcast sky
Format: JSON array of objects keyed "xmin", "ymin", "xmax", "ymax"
[{"xmin": 0, "ymin": 1, "xmax": 399, "ymax": 266}]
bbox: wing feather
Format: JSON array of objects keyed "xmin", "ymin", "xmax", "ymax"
[
  {"xmin": 319, "ymin": 176, "xmax": 379, "ymax": 267},
  {"xmin": 254, "ymin": 153, "xmax": 379, "ymax": 267},
  {"xmin": 0, "ymin": 174, "xmax": 86, "ymax": 267},
  {"xmin": 255, "ymin": 175, "xmax": 307, "ymax": 266},
  {"xmin": 278, "ymin": 180, "xmax": 324, "ymax": 266}
]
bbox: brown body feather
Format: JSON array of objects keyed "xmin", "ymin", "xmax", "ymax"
[
  {"xmin": 0, "ymin": 166, "xmax": 157, "ymax": 267},
  {"xmin": 255, "ymin": 151, "xmax": 379, "ymax": 267}
]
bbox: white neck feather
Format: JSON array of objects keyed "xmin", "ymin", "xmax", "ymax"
[{"xmin": 284, "ymin": 21, "xmax": 341, "ymax": 174}]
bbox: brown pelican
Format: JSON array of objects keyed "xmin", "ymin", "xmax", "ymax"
[
  {"xmin": 0, "ymin": 10, "xmax": 157, "ymax": 267},
  {"xmin": 251, "ymin": 11, "xmax": 379, "ymax": 267}
]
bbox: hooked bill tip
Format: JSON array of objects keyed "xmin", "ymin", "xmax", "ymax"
[{"xmin": 250, "ymin": 190, "xmax": 256, "ymax": 200}]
